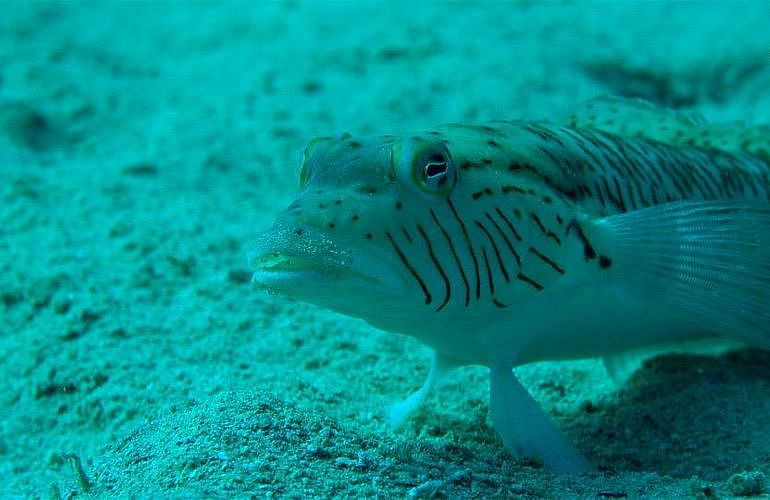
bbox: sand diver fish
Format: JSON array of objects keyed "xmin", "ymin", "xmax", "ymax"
[{"xmin": 250, "ymin": 96, "xmax": 770, "ymax": 473}]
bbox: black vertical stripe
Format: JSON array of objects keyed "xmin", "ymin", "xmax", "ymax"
[
  {"xmin": 481, "ymin": 246, "xmax": 495, "ymax": 296},
  {"xmin": 495, "ymin": 207, "xmax": 522, "ymax": 242},
  {"xmin": 430, "ymin": 208, "xmax": 470, "ymax": 307},
  {"xmin": 486, "ymin": 210, "xmax": 522, "ymax": 268},
  {"xmin": 385, "ymin": 231, "xmax": 432, "ymax": 305},
  {"xmin": 447, "ymin": 198, "xmax": 481, "ymax": 300},
  {"xmin": 475, "ymin": 220, "xmax": 510, "ymax": 283},
  {"xmin": 416, "ymin": 223, "xmax": 451, "ymax": 312},
  {"xmin": 517, "ymin": 272, "xmax": 544, "ymax": 291},
  {"xmin": 529, "ymin": 246, "xmax": 565, "ymax": 274}
]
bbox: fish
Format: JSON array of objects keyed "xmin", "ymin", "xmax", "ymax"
[{"xmin": 250, "ymin": 96, "xmax": 770, "ymax": 473}]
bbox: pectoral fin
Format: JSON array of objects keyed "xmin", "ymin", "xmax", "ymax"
[
  {"xmin": 489, "ymin": 364, "xmax": 592, "ymax": 473},
  {"xmin": 387, "ymin": 350, "xmax": 454, "ymax": 429},
  {"xmin": 590, "ymin": 200, "xmax": 770, "ymax": 349}
]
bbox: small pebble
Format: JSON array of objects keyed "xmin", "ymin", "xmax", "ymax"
[
  {"xmin": 727, "ymin": 471, "xmax": 765, "ymax": 497},
  {"xmin": 408, "ymin": 479, "xmax": 445, "ymax": 499},
  {"xmin": 1, "ymin": 100, "xmax": 55, "ymax": 151}
]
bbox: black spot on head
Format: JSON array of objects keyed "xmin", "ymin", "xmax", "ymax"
[
  {"xmin": 294, "ymin": 228, "xmax": 305, "ymax": 236},
  {"xmin": 542, "ymin": 195, "xmax": 552, "ymax": 204},
  {"xmin": 395, "ymin": 201, "xmax": 403, "ymax": 210},
  {"xmin": 351, "ymin": 214, "xmax": 359, "ymax": 221},
  {"xmin": 481, "ymin": 158, "xmax": 493, "ymax": 165},
  {"xmin": 487, "ymin": 139, "xmax": 500, "ymax": 148},
  {"xmin": 328, "ymin": 222, "xmax": 336, "ymax": 229},
  {"xmin": 599, "ymin": 255, "xmax": 612, "ymax": 268},
  {"xmin": 365, "ymin": 232, "xmax": 373, "ymax": 240},
  {"xmin": 349, "ymin": 141, "xmax": 361, "ymax": 148},
  {"xmin": 318, "ymin": 202, "xmax": 326, "ymax": 209},
  {"xmin": 513, "ymin": 208, "xmax": 522, "ymax": 219}
]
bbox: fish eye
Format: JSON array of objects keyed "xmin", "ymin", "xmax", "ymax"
[
  {"xmin": 298, "ymin": 161, "xmax": 311, "ymax": 190},
  {"xmin": 415, "ymin": 147, "xmax": 456, "ymax": 195},
  {"xmin": 298, "ymin": 143, "xmax": 316, "ymax": 190}
]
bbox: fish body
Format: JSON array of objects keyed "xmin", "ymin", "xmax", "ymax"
[{"xmin": 251, "ymin": 97, "xmax": 770, "ymax": 472}]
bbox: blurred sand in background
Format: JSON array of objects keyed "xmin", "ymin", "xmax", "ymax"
[{"xmin": 2, "ymin": 1, "xmax": 770, "ymax": 497}]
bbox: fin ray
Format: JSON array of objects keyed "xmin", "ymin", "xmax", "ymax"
[{"xmin": 593, "ymin": 200, "xmax": 770, "ymax": 348}]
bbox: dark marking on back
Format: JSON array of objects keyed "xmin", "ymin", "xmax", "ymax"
[
  {"xmin": 472, "ymin": 188, "xmax": 494, "ymax": 200},
  {"xmin": 502, "ymin": 185, "xmax": 527, "ymax": 195},
  {"xmin": 566, "ymin": 220, "xmax": 596, "ymax": 261}
]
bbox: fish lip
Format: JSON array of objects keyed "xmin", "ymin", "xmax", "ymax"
[
  {"xmin": 250, "ymin": 251, "xmax": 344, "ymax": 274},
  {"xmin": 249, "ymin": 229, "xmax": 403, "ymax": 293}
]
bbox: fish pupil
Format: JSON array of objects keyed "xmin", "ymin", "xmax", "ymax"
[{"xmin": 426, "ymin": 161, "xmax": 447, "ymax": 178}]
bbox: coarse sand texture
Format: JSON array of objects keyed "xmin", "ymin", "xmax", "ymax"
[{"xmin": 2, "ymin": 1, "xmax": 770, "ymax": 497}]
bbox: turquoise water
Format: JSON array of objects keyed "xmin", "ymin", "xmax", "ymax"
[{"xmin": 2, "ymin": 1, "xmax": 770, "ymax": 497}]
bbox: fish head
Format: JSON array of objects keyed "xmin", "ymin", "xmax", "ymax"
[
  {"xmin": 250, "ymin": 131, "xmax": 468, "ymax": 321},
  {"xmin": 251, "ymin": 125, "xmax": 572, "ymax": 332}
]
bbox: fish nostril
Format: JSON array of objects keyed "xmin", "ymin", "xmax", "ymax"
[{"xmin": 293, "ymin": 228, "xmax": 305, "ymax": 236}]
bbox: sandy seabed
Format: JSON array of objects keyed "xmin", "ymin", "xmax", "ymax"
[{"xmin": 2, "ymin": 1, "xmax": 770, "ymax": 497}]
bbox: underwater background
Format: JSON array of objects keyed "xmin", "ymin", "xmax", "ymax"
[{"xmin": 2, "ymin": 0, "xmax": 770, "ymax": 497}]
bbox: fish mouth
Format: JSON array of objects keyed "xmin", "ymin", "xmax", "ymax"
[
  {"xmin": 248, "ymin": 224, "xmax": 363, "ymax": 292},
  {"xmin": 253, "ymin": 251, "xmax": 334, "ymax": 273},
  {"xmin": 249, "ymin": 226, "xmax": 403, "ymax": 297}
]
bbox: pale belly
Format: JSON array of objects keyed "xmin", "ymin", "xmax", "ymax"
[{"xmin": 404, "ymin": 281, "xmax": 710, "ymax": 368}]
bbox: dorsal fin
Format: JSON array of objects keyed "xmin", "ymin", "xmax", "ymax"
[{"xmin": 564, "ymin": 96, "xmax": 770, "ymax": 163}]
